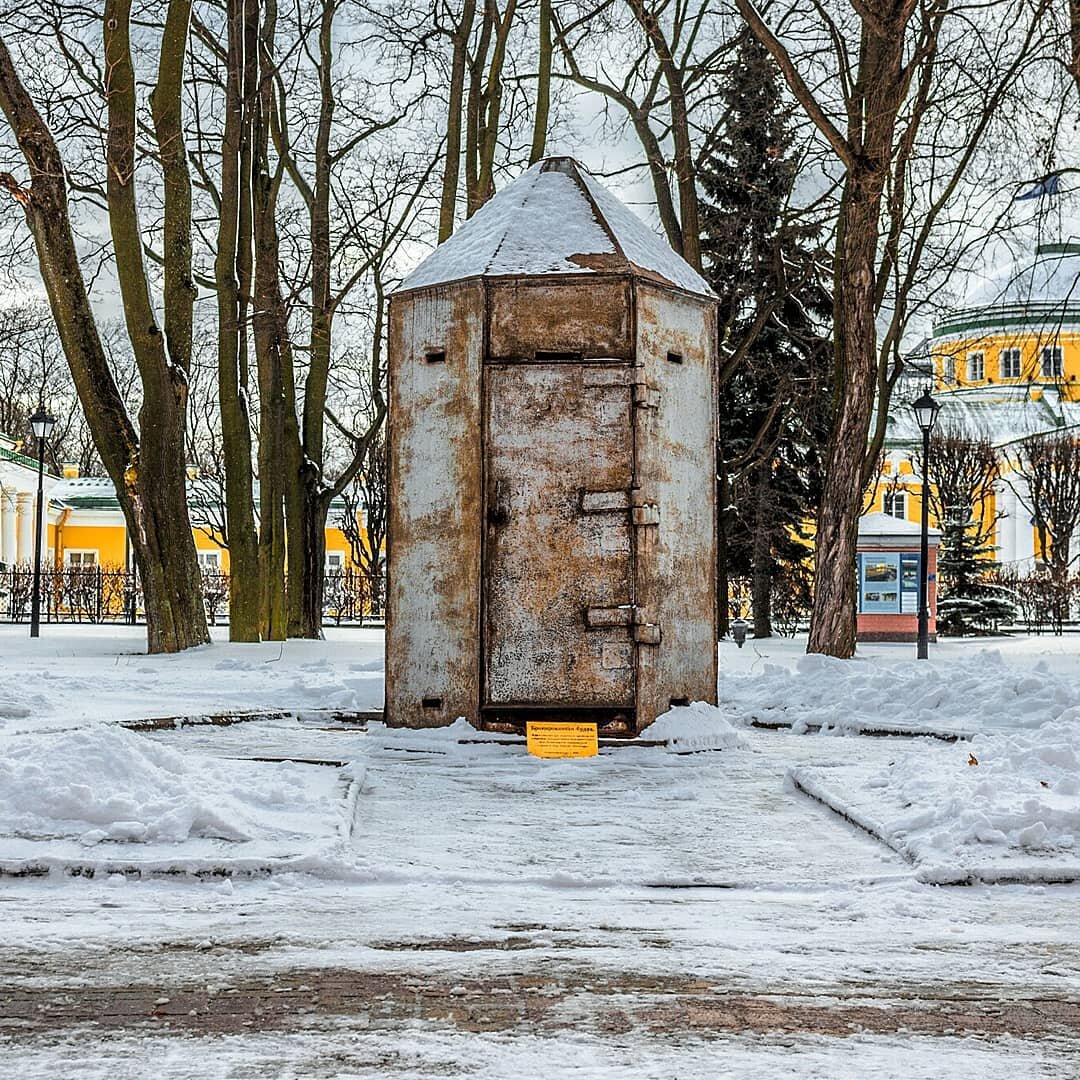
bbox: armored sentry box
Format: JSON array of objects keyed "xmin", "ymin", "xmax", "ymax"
[{"xmin": 386, "ymin": 157, "xmax": 718, "ymax": 736}]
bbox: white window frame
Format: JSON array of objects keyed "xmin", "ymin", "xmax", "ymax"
[
  {"xmin": 325, "ymin": 551, "xmax": 345, "ymax": 572},
  {"xmin": 1041, "ymin": 345, "xmax": 1063, "ymax": 378},
  {"xmin": 942, "ymin": 356, "xmax": 956, "ymax": 384},
  {"xmin": 197, "ymin": 551, "xmax": 221, "ymax": 571},
  {"xmin": 64, "ymin": 549, "xmax": 98, "ymax": 568},
  {"xmin": 883, "ymin": 491, "xmax": 907, "ymax": 520},
  {"xmin": 966, "ymin": 351, "xmax": 984, "ymax": 382},
  {"xmin": 999, "ymin": 347, "xmax": 1022, "ymax": 379}
]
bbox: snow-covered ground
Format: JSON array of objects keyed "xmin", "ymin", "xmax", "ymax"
[{"xmin": 1, "ymin": 624, "xmax": 1079, "ymax": 1076}]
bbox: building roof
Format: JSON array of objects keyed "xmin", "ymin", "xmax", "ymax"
[
  {"xmin": 858, "ymin": 511, "xmax": 941, "ymax": 540},
  {"xmin": 48, "ymin": 476, "xmax": 354, "ymax": 515},
  {"xmin": 882, "ymin": 384, "xmax": 1080, "ymax": 450},
  {"xmin": 398, "ymin": 157, "xmax": 713, "ymax": 298},
  {"xmin": 935, "ymin": 243, "xmax": 1080, "ymax": 337},
  {"xmin": 0, "ymin": 443, "xmax": 47, "ymax": 474}
]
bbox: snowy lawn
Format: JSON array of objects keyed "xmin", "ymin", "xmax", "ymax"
[
  {"xmin": 0, "ymin": 624, "xmax": 384, "ymax": 733},
  {"xmin": 1, "ymin": 625, "xmax": 1079, "ymax": 1076}
]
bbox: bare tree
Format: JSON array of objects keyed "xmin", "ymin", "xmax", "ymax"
[
  {"xmin": 0, "ymin": 8, "xmax": 209, "ymax": 653},
  {"xmin": 736, "ymin": 0, "xmax": 1053, "ymax": 657},
  {"xmin": 553, "ymin": 0, "xmax": 730, "ymax": 268},
  {"xmin": 915, "ymin": 424, "xmax": 1002, "ymax": 549},
  {"xmin": 1009, "ymin": 431, "xmax": 1080, "ymax": 628}
]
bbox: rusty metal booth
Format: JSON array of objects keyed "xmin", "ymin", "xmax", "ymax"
[{"xmin": 385, "ymin": 157, "xmax": 718, "ymax": 737}]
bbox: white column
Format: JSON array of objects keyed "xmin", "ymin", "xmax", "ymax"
[
  {"xmin": 1013, "ymin": 478, "xmax": 1036, "ymax": 568},
  {"xmin": 0, "ymin": 490, "xmax": 14, "ymax": 566},
  {"xmin": 16, "ymin": 493, "xmax": 33, "ymax": 564},
  {"xmin": 997, "ymin": 481, "xmax": 1016, "ymax": 565}
]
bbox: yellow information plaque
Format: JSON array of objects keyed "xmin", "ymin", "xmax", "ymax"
[{"xmin": 526, "ymin": 721, "xmax": 599, "ymax": 759}]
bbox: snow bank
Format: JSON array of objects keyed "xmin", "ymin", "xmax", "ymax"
[
  {"xmin": 726, "ymin": 650, "xmax": 1080, "ymax": 736},
  {"xmin": 639, "ymin": 701, "xmax": 750, "ymax": 752},
  {"xmin": 0, "ymin": 726, "xmax": 307, "ymax": 846},
  {"xmin": 790, "ymin": 720, "xmax": 1080, "ymax": 881},
  {"xmin": 871, "ymin": 723, "xmax": 1079, "ymax": 855}
]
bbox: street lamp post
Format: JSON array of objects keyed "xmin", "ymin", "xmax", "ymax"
[
  {"xmin": 911, "ymin": 389, "xmax": 940, "ymax": 660},
  {"xmin": 29, "ymin": 409, "xmax": 56, "ymax": 638}
]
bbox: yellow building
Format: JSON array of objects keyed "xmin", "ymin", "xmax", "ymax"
[
  {"xmin": 46, "ymin": 472, "xmax": 362, "ymax": 575},
  {"xmin": 870, "ymin": 241, "xmax": 1080, "ymax": 570}
]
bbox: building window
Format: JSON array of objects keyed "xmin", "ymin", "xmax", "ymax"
[
  {"xmin": 1041, "ymin": 345, "xmax": 1063, "ymax": 378},
  {"xmin": 326, "ymin": 551, "xmax": 344, "ymax": 573},
  {"xmin": 966, "ymin": 351, "xmax": 984, "ymax": 381},
  {"xmin": 942, "ymin": 356, "xmax": 956, "ymax": 384},
  {"xmin": 65, "ymin": 550, "xmax": 97, "ymax": 569},
  {"xmin": 197, "ymin": 551, "xmax": 220, "ymax": 571},
  {"xmin": 883, "ymin": 492, "xmax": 906, "ymax": 520},
  {"xmin": 999, "ymin": 348, "xmax": 1022, "ymax": 379}
]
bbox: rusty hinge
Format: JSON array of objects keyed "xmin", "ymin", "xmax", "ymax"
[
  {"xmin": 631, "ymin": 501, "xmax": 660, "ymax": 526},
  {"xmin": 584, "ymin": 605, "xmax": 634, "ymax": 628},
  {"xmin": 580, "ymin": 489, "xmax": 632, "ymax": 513},
  {"xmin": 632, "ymin": 606, "xmax": 661, "ymax": 644},
  {"xmin": 585, "ymin": 606, "xmax": 661, "ymax": 644},
  {"xmin": 632, "ymin": 382, "xmax": 660, "ymax": 409}
]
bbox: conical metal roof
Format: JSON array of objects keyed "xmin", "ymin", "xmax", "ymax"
[{"xmin": 399, "ymin": 157, "xmax": 712, "ymax": 298}]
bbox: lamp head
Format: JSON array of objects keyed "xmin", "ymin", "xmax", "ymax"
[
  {"xmin": 910, "ymin": 389, "xmax": 940, "ymax": 434},
  {"xmin": 29, "ymin": 410, "xmax": 56, "ymax": 441}
]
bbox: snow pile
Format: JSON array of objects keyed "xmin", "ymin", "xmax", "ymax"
[
  {"xmin": 639, "ymin": 701, "xmax": 750, "ymax": 753},
  {"xmin": 0, "ymin": 726, "xmax": 288, "ymax": 845},
  {"xmin": 726, "ymin": 650, "xmax": 1080, "ymax": 735},
  {"xmin": 791, "ymin": 721, "xmax": 1080, "ymax": 881},
  {"xmin": 870, "ymin": 724, "xmax": 1080, "ymax": 856}
]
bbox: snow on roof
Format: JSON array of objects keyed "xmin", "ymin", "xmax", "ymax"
[
  {"xmin": 882, "ymin": 385, "xmax": 1080, "ymax": 449},
  {"xmin": 399, "ymin": 157, "xmax": 713, "ymax": 297},
  {"xmin": 961, "ymin": 243, "xmax": 1080, "ymax": 310},
  {"xmin": 859, "ymin": 511, "xmax": 940, "ymax": 539}
]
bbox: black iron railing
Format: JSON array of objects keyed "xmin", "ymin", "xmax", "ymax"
[{"xmin": 0, "ymin": 564, "xmax": 385, "ymax": 626}]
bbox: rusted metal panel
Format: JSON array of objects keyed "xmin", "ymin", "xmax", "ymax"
[
  {"xmin": 385, "ymin": 282, "xmax": 484, "ymax": 728},
  {"xmin": 486, "ymin": 278, "xmax": 634, "ymax": 361},
  {"xmin": 632, "ymin": 283, "xmax": 718, "ymax": 730},
  {"xmin": 483, "ymin": 362, "xmax": 635, "ymax": 708}
]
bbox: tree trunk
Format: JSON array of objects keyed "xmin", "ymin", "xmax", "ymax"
[
  {"xmin": 285, "ymin": 0, "xmax": 336, "ymax": 639},
  {"xmin": 529, "ymin": 0, "xmax": 551, "ymax": 163},
  {"xmin": 252, "ymin": 0, "xmax": 288, "ymax": 639},
  {"xmin": 625, "ymin": 0, "xmax": 700, "ymax": 269},
  {"xmin": 215, "ymin": 0, "xmax": 261, "ymax": 642},
  {"xmin": 464, "ymin": 2, "xmax": 493, "ymax": 216},
  {"xmin": 806, "ymin": 180, "xmax": 882, "ymax": 658},
  {"xmin": 439, "ymin": 0, "xmax": 476, "ymax": 241},
  {"xmin": 102, "ymin": 3, "xmax": 210, "ymax": 653},
  {"xmin": 2, "ymin": 22, "xmax": 208, "ymax": 653},
  {"xmin": 476, "ymin": 0, "xmax": 518, "ymax": 207},
  {"xmin": 750, "ymin": 465, "xmax": 772, "ymax": 638}
]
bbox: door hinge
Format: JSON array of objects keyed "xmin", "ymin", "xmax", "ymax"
[
  {"xmin": 585, "ymin": 605, "xmax": 661, "ymax": 644},
  {"xmin": 631, "ymin": 501, "xmax": 660, "ymax": 526},
  {"xmin": 632, "ymin": 382, "xmax": 660, "ymax": 409},
  {"xmin": 584, "ymin": 605, "xmax": 634, "ymax": 628},
  {"xmin": 580, "ymin": 489, "xmax": 632, "ymax": 513}
]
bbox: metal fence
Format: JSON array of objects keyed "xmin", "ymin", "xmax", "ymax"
[{"xmin": 0, "ymin": 565, "xmax": 384, "ymax": 626}]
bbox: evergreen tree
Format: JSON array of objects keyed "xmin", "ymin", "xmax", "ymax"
[
  {"xmin": 936, "ymin": 508, "xmax": 1017, "ymax": 635},
  {"xmin": 699, "ymin": 31, "xmax": 832, "ymax": 637}
]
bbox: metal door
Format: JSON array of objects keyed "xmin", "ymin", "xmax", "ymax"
[{"xmin": 483, "ymin": 363, "xmax": 635, "ymax": 709}]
